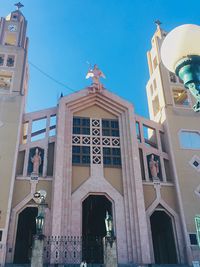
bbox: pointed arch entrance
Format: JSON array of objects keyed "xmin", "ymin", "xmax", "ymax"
[
  {"xmin": 82, "ymin": 194, "xmax": 112, "ymax": 263},
  {"xmin": 14, "ymin": 207, "xmax": 38, "ymax": 263},
  {"xmin": 150, "ymin": 210, "xmax": 178, "ymax": 264}
]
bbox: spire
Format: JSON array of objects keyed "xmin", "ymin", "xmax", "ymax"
[{"xmin": 14, "ymin": 2, "xmax": 24, "ymax": 10}]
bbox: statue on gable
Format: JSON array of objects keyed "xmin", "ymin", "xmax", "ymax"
[
  {"xmin": 86, "ymin": 64, "xmax": 105, "ymax": 92},
  {"xmin": 149, "ymin": 154, "xmax": 159, "ymax": 180},
  {"xmin": 31, "ymin": 148, "xmax": 41, "ymax": 174}
]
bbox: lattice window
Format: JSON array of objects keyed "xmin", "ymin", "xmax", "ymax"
[
  {"xmin": 92, "ymin": 137, "xmax": 100, "ymax": 145},
  {"xmin": 7, "ymin": 55, "xmax": 15, "ymax": 67},
  {"xmin": 72, "ymin": 117, "xmax": 121, "ymax": 167},
  {"xmin": 72, "ymin": 136, "xmax": 80, "ymax": 144},
  {"xmin": 102, "ymin": 138, "xmax": 110, "ymax": 146},
  {"xmin": 112, "ymin": 137, "xmax": 120, "ymax": 146},
  {"xmin": 82, "ymin": 136, "xmax": 90, "ymax": 145},
  {"xmin": 92, "ymin": 119, "xmax": 100, "ymax": 127},
  {"xmin": 93, "ymin": 156, "xmax": 101, "ymax": 164}
]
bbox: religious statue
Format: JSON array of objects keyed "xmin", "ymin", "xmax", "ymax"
[
  {"xmin": 31, "ymin": 148, "xmax": 41, "ymax": 174},
  {"xmin": 80, "ymin": 260, "xmax": 87, "ymax": 267},
  {"xmin": 149, "ymin": 154, "xmax": 159, "ymax": 179},
  {"xmin": 86, "ymin": 64, "xmax": 105, "ymax": 91}
]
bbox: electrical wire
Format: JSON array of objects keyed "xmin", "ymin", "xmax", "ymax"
[{"xmin": 28, "ymin": 61, "xmax": 76, "ymax": 93}]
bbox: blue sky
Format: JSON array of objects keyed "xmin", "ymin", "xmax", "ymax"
[{"xmin": 1, "ymin": 0, "xmax": 200, "ymax": 118}]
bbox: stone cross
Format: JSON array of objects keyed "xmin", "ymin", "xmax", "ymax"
[{"xmin": 14, "ymin": 2, "xmax": 24, "ymax": 10}]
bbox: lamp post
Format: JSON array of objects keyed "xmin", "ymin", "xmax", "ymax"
[
  {"xmin": 31, "ymin": 190, "xmax": 47, "ymax": 267},
  {"xmin": 161, "ymin": 24, "xmax": 200, "ymax": 112},
  {"xmin": 105, "ymin": 211, "xmax": 114, "ymax": 238},
  {"xmin": 103, "ymin": 211, "xmax": 117, "ymax": 267}
]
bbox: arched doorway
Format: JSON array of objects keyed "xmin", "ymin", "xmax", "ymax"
[
  {"xmin": 82, "ymin": 195, "xmax": 112, "ymax": 263},
  {"xmin": 14, "ymin": 207, "xmax": 38, "ymax": 263},
  {"xmin": 150, "ymin": 210, "xmax": 178, "ymax": 264}
]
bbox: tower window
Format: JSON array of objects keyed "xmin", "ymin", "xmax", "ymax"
[
  {"xmin": 169, "ymin": 72, "xmax": 177, "ymax": 83},
  {"xmin": 0, "ymin": 71, "xmax": 12, "ymax": 91},
  {"xmin": 152, "ymin": 95, "xmax": 160, "ymax": 116},
  {"xmin": 7, "ymin": 55, "xmax": 15, "ymax": 67},
  {"xmin": 153, "ymin": 57, "xmax": 158, "ymax": 70},
  {"xmin": 0, "ymin": 55, "xmax": 4, "ymax": 66},
  {"xmin": 179, "ymin": 130, "xmax": 200, "ymax": 149},
  {"xmin": 172, "ymin": 88, "xmax": 190, "ymax": 107},
  {"xmin": 143, "ymin": 124, "xmax": 157, "ymax": 148},
  {"xmin": 4, "ymin": 33, "xmax": 17, "ymax": 46},
  {"xmin": 189, "ymin": 233, "xmax": 198, "ymax": 245}
]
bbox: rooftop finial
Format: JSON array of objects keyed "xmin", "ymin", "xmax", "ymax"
[
  {"xmin": 14, "ymin": 2, "xmax": 24, "ymax": 10},
  {"xmin": 155, "ymin": 20, "xmax": 162, "ymax": 29}
]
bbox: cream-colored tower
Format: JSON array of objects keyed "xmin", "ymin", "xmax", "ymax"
[
  {"xmin": 0, "ymin": 7, "xmax": 28, "ymax": 265},
  {"xmin": 147, "ymin": 24, "xmax": 200, "ymax": 262}
]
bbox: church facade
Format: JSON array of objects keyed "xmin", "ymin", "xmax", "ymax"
[{"xmin": 0, "ymin": 7, "xmax": 200, "ymax": 266}]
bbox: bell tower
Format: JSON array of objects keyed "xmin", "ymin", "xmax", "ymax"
[
  {"xmin": 0, "ymin": 3, "xmax": 29, "ymax": 265},
  {"xmin": 146, "ymin": 22, "xmax": 200, "ymax": 263}
]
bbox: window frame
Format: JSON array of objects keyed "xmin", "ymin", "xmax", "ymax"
[
  {"xmin": 179, "ymin": 129, "xmax": 200, "ymax": 150},
  {"xmin": 103, "ymin": 147, "xmax": 121, "ymax": 167},
  {"xmin": 171, "ymin": 87, "xmax": 191, "ymax": 108},
  {"xmin": 73, "ymin": 117, "xmax": 90, "ymax": 135},
  {"xmin": 72, "ymin": 145, "xmax": 90, "ymax": 166},
  {"xmin": 102, "ymin": 119, "xmax": 119, "ymax": 137}
]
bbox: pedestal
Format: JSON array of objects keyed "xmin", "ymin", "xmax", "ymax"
[
  {"xmin": 31, "ymin": 236, "xmax": 44, "ymax": 267},
  {"xmin": 103, "ymin": 236, "xmax": 117, "ymax": 267}
]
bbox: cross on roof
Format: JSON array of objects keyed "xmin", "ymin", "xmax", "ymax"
[
  {"xmin": 14, "ymin": 2, "xmax": 24, "ymax": 10},
  {"xmin": 155, "ymin": 20, "xmax": 162, "ymax": 27}
]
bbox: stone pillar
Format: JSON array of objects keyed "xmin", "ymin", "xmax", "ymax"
[
  {"xmin": 31, "ymin": 237, "xmax": 44, "ymax": 267},
  {"xmin": 103, "ymin": 236, "xmax": 118, "ymax": 267}
]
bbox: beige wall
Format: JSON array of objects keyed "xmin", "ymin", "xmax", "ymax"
[
  {"xmin": 0, "ymin": 97, "xmax": 23, "ymax": 228},
  {"xmin": 72, "ymin": 166, "xmax": 90, "ymax": 192},
  {"xmin": 74, "ymin": 104, "xmax": 117, "ymax": 119},
  {"xmin": 143, "ymin": 184, "xmax": 156, "ymax": 209},
  {"xmin": 166, "ymin": 112, "xmax": 200, "ymax": 232},
  {"xmin": 104, "ymin": 167, "xmax": 123, "ymax": 194},
  {"xmin": 11, "ymin": 180, "xmax": 30, "ymax": 208}
]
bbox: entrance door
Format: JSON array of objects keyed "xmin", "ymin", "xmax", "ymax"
[
  {"xmin": 14, "ymin": 207, "xmax": 38, "ymax": 263},
  {"xmin": 150, "ymin": 210, "xmax": 178, "ymax": 264},
  {"xmin": 82, "ymin": 195, "xmax": 112, "ymax": 263}
]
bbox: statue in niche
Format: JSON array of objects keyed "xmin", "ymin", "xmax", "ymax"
[
  {"xmin": 31, "ymin": 148, "xmax": 41, "ymax": 174},
  {"xmin": 149, "ymin": 154, "xmax": 159, "ymax": 180}
]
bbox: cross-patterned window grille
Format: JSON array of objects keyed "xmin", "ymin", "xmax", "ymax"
[
  {"xmin": 103, "ymin": 147, "xmax": 121, "ymax": 167},
  {"xmin": 73, "ymin": 117, "xmax": 90, "ymax": 135},
  {"xmin": 102, "ymin": 119, "xmax": 119, "ymax": 137},
  {"xmin": 72, "ymin": 146, "xmax": 90, "ymax": 165},
  {"xmin": 72, "ymin": 117, "xmax": 121, "ymax": 167}
]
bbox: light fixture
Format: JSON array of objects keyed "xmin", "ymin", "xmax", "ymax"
[
  {"xmin": 36, "ymin": 214, "xmax": 44, "ymax": 235},
  {"xmin": 105, "ymin": 211, "xmax": 113, "ymax": 237},
  {"xmin": 161, "ymin": 24, "xmax": 200, "ymax": 112}
]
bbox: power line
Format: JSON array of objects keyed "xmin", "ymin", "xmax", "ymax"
[{"xmin": 28, "ymin": 61, "xmax": 76, "ymax": 93}]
